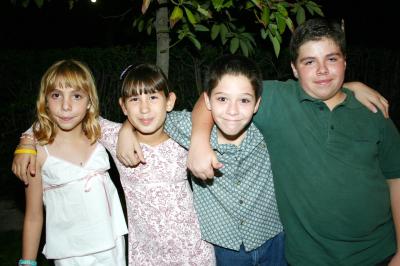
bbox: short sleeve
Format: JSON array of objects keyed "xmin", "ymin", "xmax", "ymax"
[
  {"xmin": 164, "ymin": 110, "xmax": 192, "ymax": 149},
  {"xmin": 378, "ymin": 119, "xmax": 400, "ymax": 178},
  {"xmin": 98, "ymin": 116, "xmax": 121, "ymax": 153}
]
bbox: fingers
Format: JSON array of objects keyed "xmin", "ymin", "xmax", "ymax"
[
  {"xmin": 117, "ymin": 151, "xmax": 141, "ymax": 167},
  {"xmin": 372, "ymin": 96, "xmax": 390, "ymax": 118},
  {"xmin": 379, "ymin": 97, "xmax": 390, "ymax": 118},
  {"xmin": 12, "ymin": 154, "xmax": 30, "ymax": 185},
  {"xmin": 132, "ymin": 141, "xmax": 146, "ymax": 164},
  {"xmin": 29, "ymin": 154, "xmax": 37, "ymax": 176},
  {"xmin": 211, "ymin": 156, "xmax": 223, "ymax": 170}
]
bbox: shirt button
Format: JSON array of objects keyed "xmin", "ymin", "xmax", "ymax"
[
  {"xmin": 240, "ymin": 220, "xmax": 245, "ymax": 225},
  {"xmin": 330, "ymin": 125, "xmax": 334, "ymax": 130},
  {"xmin": 239, "ymin": 199, "xmax": 243, "ymax": 204},
  {"xmin": 319, "ymin": 106, "xmax": 324, "ymax": 111},
  {"xmin": 236, "ymin": 180, "xmax": 241, "ymax": 186}
]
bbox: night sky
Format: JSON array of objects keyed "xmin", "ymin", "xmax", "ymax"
[{"xmin": 0, "ymin": 0, "xmax": 398, "ymax": 50}]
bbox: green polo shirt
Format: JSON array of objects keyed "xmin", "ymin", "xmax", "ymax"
[
  {"xmin": 254, "ymin": 80, "xmax": 400, "ymax": 265},
  {"xmin": 164, "ymin": 110, "xmax": 283, "ymax": 251}
]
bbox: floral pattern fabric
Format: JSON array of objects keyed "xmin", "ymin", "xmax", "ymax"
[{"xmin": 99, "ymin": 117, "xmax": 215, "ymax": 266}]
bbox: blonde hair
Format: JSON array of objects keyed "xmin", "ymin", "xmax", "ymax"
[{"xmin": 33, "ymin": 59, "xmax": 101, "ymax": 145}]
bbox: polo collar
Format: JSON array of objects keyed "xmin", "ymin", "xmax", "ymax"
[{"xmin": 296, "ymin": 82, "xmax": 363, "ymax": 109}]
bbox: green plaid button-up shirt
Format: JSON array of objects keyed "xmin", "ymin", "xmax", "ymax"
[{"xmin": 164, "ymin": 110, "xmax": 283, "ymax": 251}]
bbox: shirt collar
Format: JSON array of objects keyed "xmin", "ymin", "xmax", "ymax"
[
  {"xmin": 211, "ymin": 123, "xmax": 265, "ymax": 155},
  {"xmin": 296, "ymin": 82, "xmax": 363, "ymax": 109}
]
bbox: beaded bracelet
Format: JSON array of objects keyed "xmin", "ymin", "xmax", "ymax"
[{"xmin": 18, "ymin": 259, "xmax": 37, "ymax": 266}]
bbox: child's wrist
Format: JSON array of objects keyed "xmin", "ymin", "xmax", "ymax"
[
  {"xmin": 18, "ymin": 259, "xmax": 37, "ymax": 266},
  {"xmin": 20, "ymin": 133, "xmax": 37, "ymax": 144}
]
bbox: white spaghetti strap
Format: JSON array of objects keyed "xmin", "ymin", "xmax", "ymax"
[{"xmin": 43, "ymin": 145, "xmax": 50, "ymax": 156}]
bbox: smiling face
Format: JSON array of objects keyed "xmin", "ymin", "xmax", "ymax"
[
  {"xmin": 46, "ymin": 85, "xmax": 90, "ymax": 133},
  {"xmin": 205, "ymin": 74, "xmax": 260, "ymax": 146},
  {"xmin": 119, "ymin": 91, "xmax": 176, "ymax": 143},
  {"xmin": 291, "ymin": 37, "xmax": 347, "ymax": 109}
]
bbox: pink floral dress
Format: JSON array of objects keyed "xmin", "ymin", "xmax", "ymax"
[{"xmin": 99, "ymin": 118, "xmax": 215, "ymax": 266}]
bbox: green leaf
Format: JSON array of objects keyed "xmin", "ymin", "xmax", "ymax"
[
  {"xmin": 275, "ymin": 13, "xmax": 286, "ymax": 34},
  {"xmin": 220, "ymin": 23, "xmax": 228, "ymax": 45},
  {"xmin": 138, "ymin": 20, "xmax": 145, "ymax": 32},
  {"xmin": 250, "ymin": 0, "xmax": 261, "ymax": 9},
  {"xmin": 132, "ymin": 18, "xmax": 138, "ymax": 28},
  {"xmin": 261, "ymin": 6, "xmax": 270, "ymax": 27},
  {"xmin": 197, "ymin": 5, "xmax": 212, "ymax": 18},
  {"xmin": 188, "ymin": 35, "xmax": 202, "ymax": 50},
  {"xmin": 296, "ymin": 6, "xmax": 305, "ymax": 25},
  {"xmin": 34, "ymin": 0, "xmax": 43, "ymax": 8},
  {"xmin": 239, "ymin": 39, "xmax": 249, "ymax": 57},
  {"xmin": 21, "ymin": 0, "xmax": 29, "ymax": 8},
  {"xmin": 212, "ymin": 0, "xmax": 224, "ymax": 11},
  {"xmin": 286, "ymin": 17, "xmax": 294, "ymax": 32},
  {"xmin": 146, "ymin": 22, "xmax": 152, "ymax": 35},
  {"xmin": 230, "ymin": 37, "xmax": 240, "ymax": 54},
  {"xmin": 211, "ymin": 24, "xmax": 220, "ymax": 40},
  {"xmin": 260, "ymin": 28, "xmax": 268, "ymax": 39},
  {"xmin": 170, "ymin": 6, "xmax": 184, "ymax": 28},
  {"xmin": 194, "ymin": 24, "xmax": 209, "ymax": 32},
  {"xmin": 184, "ymin": 7, "xmax": 197, "ymax": 25},
  {"xmin": 242, "ymin": 32, "xmax": 256, "ymax": 46},
  {"xmin": 307, "ymin": 1, "xmax": 324, "ymax": 16},
  {"xmin": 269, "ymin": 34, "xmax": 280, "ymax": 57},
  {"xmin": 277, "ymin": 3, "xmax": 288, "ymax": 17}
]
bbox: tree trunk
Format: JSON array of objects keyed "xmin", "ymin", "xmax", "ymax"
[{"xmin": 156, "ymin": 0, "xmax": 169, "ymax": 77}]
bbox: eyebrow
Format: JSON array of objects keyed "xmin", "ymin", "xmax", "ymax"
[
  {"xmin": 213, "ymin": 91, "xmax": 255, "ymax": 97},
  {"xmin": 299, "ymin": 52, "xmax": 342, "ymax": 63}
]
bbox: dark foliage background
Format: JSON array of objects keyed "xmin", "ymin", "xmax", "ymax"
[
  {"xmin": 1, "ymin": 42, "xmax": 400, "ymax": 198},
  {"xmin": 0, "ymin": 41, "xmax": 399, "ymax": 266}
]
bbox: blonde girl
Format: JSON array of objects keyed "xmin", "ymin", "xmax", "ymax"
[{"xmin": 18, "ymin": 59, "xmax": 127, "ymax": 266}]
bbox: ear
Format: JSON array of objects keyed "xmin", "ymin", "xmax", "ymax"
[
  {"xmin": 87, "ymin": 102, "xmax": 91, "ymax": 110},
  {"xmin": 253, "ymin": 97, "xmax": 261, "ymax": 114},
  {"xmin": 291, "ymin": 62, "xmax": 299, "ymax": 79},
  {"xmin": 118, "ymin": 98, "xmax": 128, "ymax": 116},
  {"xmin": 166, "ymin": 92, "xmax": 176, "ymax": 112},
  {"xmin": 204, "ymin": 92, "xmax": 212, "ymax": 111}
]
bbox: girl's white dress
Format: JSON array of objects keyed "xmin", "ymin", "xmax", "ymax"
[
  {"xmin": 41, "ymin": 143, "xmax": 128, "ymax": 265},
  {"xmin": 99, "ymin": 118, "xmax": 215, "ymax": 266}
]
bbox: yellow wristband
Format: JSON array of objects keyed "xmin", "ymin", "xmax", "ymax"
[{"xmin": 14, "ymin": 149, "xmax": 37, "ymax": 155}]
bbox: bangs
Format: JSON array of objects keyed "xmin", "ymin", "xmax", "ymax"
[
  {"xmin": 121, "ymin": 69, "xmax": 169, "ymax": 98},
  {"xmin": 123, "ymin": 80, "xmax": 160, "ymax": 97},
  {"xmin": 45, "ymin": 64, "xmax": 90, "ymax": 95}
]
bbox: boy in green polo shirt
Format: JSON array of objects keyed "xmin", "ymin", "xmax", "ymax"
[{"xmin": 189, "ymin": 18, "xmax": 400, "ymax": 265}]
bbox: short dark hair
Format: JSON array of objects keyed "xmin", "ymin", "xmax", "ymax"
[
  {"xmin": 204, "ymin": 54, "xmax": 262, "ymax": 99},
  {"xmin": 290, "ymin": 18, "xmax": 346, "ymax": 63},
  {"xmin": 120, "ymin": 63, "xmax": 170, "ymax": 100}
]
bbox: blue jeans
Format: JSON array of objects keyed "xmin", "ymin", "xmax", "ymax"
[{"xmin": 214, "ymin": 232, "xmax": 287, "ymax": 266}]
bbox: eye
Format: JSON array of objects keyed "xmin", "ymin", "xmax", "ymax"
[
  {"xmin": 50, "ymin": 92, "xmax": 60, "ymax": 99},
  {"xmin": 240, "ymin": 98, "xmax": 251, "ymax": 103},
  {"xmin": 149, "ymin": 95, "xmax": 159, "ymax": 100},
  {"xmin": 304, "ymin": 60, "xmax": 314, "ymax": 65},
  {"xmin": 73, "ymin": 94, "xmax": 83, "ymax": 100},
  {"xmin": 128, "ymin": 96, "xmax": 139, "ymax": 102},
  {"xmin": 328, "ymin": 56, "xmax": 338, "ymax": 62},
  {"xmin": 216, "ymin": 96, "xmax": 227, "ymax": 102}
]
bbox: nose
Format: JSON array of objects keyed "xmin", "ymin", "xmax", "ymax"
[
  {"xmin": 227, "ymin": 101, "xmax": 239, "ymax": 115},
  {"xmin": 62, "ymin": 97, "xmax": 72, "ymax": 111},
  {"xmin": 139, "ymin": 99, "xmax": 150, "ymax": 113},
  {"xmin": 317, "ymin": 62, "xmax": 328, "ymax": 75}
]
